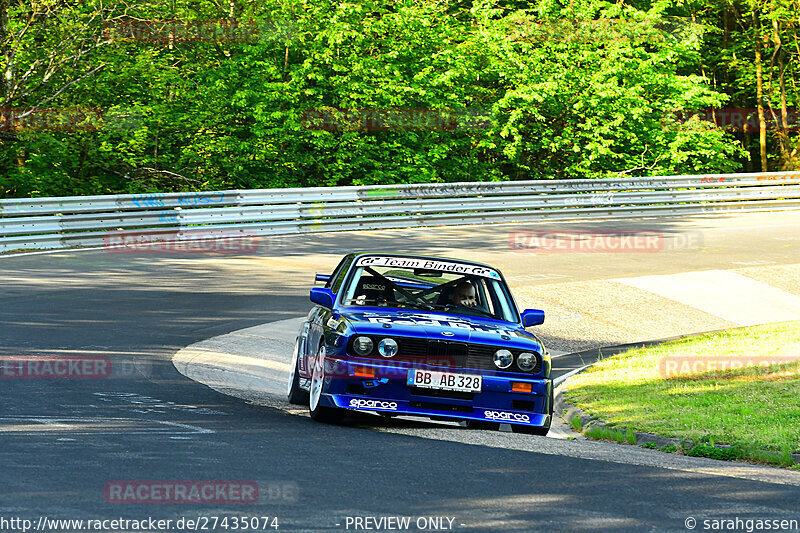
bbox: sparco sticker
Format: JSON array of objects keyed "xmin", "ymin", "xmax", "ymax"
[
  {"xmin": 355, "ymin": 256, "xmax": 501, "ymax": 279},
  {"xmin": 484, "ymin": 410, "xmax": 531, "ymax": 423},
  {"xmin": 349, "ymin": 399, "xmax": 398, "ymax": 410}
]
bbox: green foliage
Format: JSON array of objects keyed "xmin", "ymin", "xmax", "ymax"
[
  {"xmin": 684, "ymin": 441, "xmax": 797, "ymax": 466},
  {"xmin": 585, "ymin": 425, "xmax": 632, "ymax": 444},
  {"xmin": 734, "ymin": 442, "xmax": 798, "ymax": 467},
  {"xmin": 686, "ymin": 444, "xmax": 740, "ymax": 461},
  {"xmin": 1, "ymin": 0, "xmax": 767, "ymax": 197}
]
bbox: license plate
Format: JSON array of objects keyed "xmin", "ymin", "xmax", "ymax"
[{"xmin": 407, "ymin": 370, "xmax": 482, "ymax": 393}]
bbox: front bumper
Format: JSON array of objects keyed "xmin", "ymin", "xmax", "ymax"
[{"xmin": 318, "ymin": 357, "xmax": 552, "ymax": 428}]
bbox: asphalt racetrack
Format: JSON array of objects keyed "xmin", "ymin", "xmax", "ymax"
[{"xmin": 2, "ymin": 212, "xmax": 800, "ymax": 532}]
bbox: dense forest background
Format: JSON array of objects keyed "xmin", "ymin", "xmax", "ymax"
[{"xmin": 0, "ymin": 0, "xmax": 798, "ymax": 198}]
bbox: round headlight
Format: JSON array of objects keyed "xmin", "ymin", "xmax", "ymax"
[
  {"xmin": 517, "ymin": 352, "xmax": 537, "ymax": 372},
  {"xmin": 378, "ymin": 338, "xmax": 398, "ymax": 358},
  {"xmin": 353, "ymin": 336, "xmax": 374, "ymax": 356},
  {"xmin": 494, "ymin": 349, "xmax": 513, "ymax": 369}
]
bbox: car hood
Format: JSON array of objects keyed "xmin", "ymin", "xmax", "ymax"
[{"xmin": 339, "ymin": 310, "xmax": 542, "ymax": 350}]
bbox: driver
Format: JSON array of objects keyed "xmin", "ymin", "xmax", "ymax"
[{"xmin": 450, "ymin": 281, "xmax": 477, "ymax": 307}]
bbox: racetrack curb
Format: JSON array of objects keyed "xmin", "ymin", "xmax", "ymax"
[{"xmin": 553, "ymin": 339, "xmax": 800, "ymax": 467}]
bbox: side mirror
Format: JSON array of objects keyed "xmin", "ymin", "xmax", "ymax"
[
  {"xmin": 521, "ymin": 309, "xmax": 545, "ymax": 327},
  {"xmin": 315, "ymin": 274, "xmax": 331, "ymax": 284},
  {"xmin": 310, "ymin": 287, "xmax": 335, "ymax": 308}
]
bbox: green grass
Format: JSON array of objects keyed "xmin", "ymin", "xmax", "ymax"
[
  {"xmin": 686, "ymin": 444, "xmax": 740, "ymax": 461},
  {"xmin": 584, "ymin": 425, "xmax": 630, "ymax": 444},
  {"xmin": 564, "ymin": 321, "xmax": 800, "ymax": 458},
  {"xmin": 585, "ymin": 426, "xmax": 637, "ymax": 445}
]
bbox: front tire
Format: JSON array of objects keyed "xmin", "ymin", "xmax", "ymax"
[
  {"xmin": 287, "ymin": 338, "xmax": 309, "ymax": 405},
  {"xmin": 309, "ymin": 345, "xmax": 345, "ymax": 424}
]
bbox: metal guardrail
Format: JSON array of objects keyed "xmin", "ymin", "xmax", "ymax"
[{"xmin": 1, "ymin": 171, "xmax": 800, "ymax": 253}]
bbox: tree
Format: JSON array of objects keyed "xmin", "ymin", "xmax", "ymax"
[
  {"xmin": 0, "ymin": 0, "xmax": 761, "ymax": 198},
  {"xmin": 0, "ymin": 0, "xmax": 117, "ymax": 139}
]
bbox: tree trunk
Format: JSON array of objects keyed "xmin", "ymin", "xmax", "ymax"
[
  {"xmin": 768, "ymin": 19, "xmax": 795, "ymax": 170},
  {"xmin": 0, "ymin": 0, "xmax": 11, "ymax": 104},
  {"xmin": 0, "ymin": 0, "xmax": 18, "ymax": 142},
  {"xmin": 776, "ymin": 22, "xmax": 796, "ymax": 170},
  {"xmin": 753, "ymin": 10, "xmax": 768, "ymax": 171}
]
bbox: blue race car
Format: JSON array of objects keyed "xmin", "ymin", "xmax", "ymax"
[{"xmin": 287, "ymin": 253, "xmax": 552, "ymax": 435}]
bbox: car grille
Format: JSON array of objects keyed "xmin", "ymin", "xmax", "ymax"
[
  {"xmin": 465, "ymin": 344, "xmax": 498, "ymax": 371},
  {"xmin": 353, "ymin": 336, "xmax": 542, "ymax": 374}
]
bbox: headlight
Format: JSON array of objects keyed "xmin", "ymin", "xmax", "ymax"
[
  {"xmin": 378, "ymin": 338, "xmax": 398, "ymax": 358},
  {"xmin": 353, "ymin": 336, "xmax": 374, "ymax": 356},
  {"xmin": 517, "ymin": 352, "xmax": 537, "ymax": 371},
  {"xmin": 494, "ymin": 349, "xmax": 513, "ymax": 369}
]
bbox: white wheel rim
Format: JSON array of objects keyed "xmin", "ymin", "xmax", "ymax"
[
  {"xmin": 309, "ymin": 346, "xmax": 325, "ymax": 411},
  {"xmin": 287, "ymin": 339, "xmax": 299, "ymax": 398}
]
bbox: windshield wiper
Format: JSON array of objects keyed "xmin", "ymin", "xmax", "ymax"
[
  {"xmin": 423, "ymin": 302, "xmax": 496, "ymax": 319},
  {"xmin": 396, "ymin": 301, "xmax": 436, "ymax": 311},
  {"xmin": 457, "ymin": 307, "xmax": 496, "ymax": 319}
]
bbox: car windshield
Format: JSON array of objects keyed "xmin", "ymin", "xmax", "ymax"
[{"xmin": 340, "ymin": 256, "xmax": 518, "ymax": 322}]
